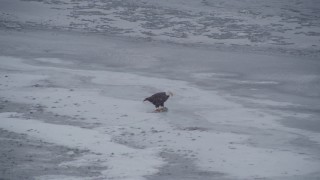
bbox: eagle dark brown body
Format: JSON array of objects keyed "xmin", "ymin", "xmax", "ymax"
[{"xmin": 144, "ymin": 92, "xmax": 173, "ymax": 110}]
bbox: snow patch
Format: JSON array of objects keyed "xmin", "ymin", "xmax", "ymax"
[{"xmin": 0, "ymin": 112, "xmax": 164, "ymax": 180}]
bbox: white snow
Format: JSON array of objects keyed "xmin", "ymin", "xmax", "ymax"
[
  {"xmin": 1, "ymin": 55, "xmax": 320, "ymax": 179},
  {"xmin": 0, "ymin": 1, "xmax": 319, "ymax": 178},
  {"xmin": 0, "ymin": 112, "xmax": 164, "ymax": 180}
]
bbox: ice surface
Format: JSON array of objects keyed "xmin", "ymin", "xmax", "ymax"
[
  {"xmin": 1, "ymin": 0, "xmax": 320, "ymax": 51},
  {"xmin": 0, "ymin": 113, "xmax": 163, "ymax": 180},
  {"xmin": 0, "ymin": 0, "xmax": 320, "ymax": 179},
  {"xmin": 1, "ymin": 54, "xmax": 320, "ymax": 179}
]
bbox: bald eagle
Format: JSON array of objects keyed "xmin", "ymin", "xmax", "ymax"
[{"xmin": 144, "ymin": 92, "xmax": 173, "ymax": 111}]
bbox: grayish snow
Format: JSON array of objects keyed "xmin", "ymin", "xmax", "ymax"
[{"xmin": 0, "ymin": 0, "xmax": 320, "ymax": 180}]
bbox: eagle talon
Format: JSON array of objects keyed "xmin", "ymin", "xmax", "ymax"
[{"xmin": 155, "ymin": 107, "xmax": 166, "ymax": 112}]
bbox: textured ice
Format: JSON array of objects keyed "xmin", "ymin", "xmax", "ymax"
[{"xmin": 0, "ymin": 0, "xmax": 320, "ymax": 179}]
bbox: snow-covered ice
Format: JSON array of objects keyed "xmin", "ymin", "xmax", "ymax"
[{"xmin": 0, "ymin": 0, "xmax": 320, "ymax": 180}]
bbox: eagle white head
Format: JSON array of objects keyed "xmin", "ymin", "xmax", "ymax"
[{"xmin": 166, "ymin": 91, "xmax": 173, "ymax": 97}]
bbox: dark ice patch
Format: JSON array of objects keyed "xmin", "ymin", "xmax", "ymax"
[{"xmin": 0, "ymin": 128, "xmax": 104, "ymax": 180}]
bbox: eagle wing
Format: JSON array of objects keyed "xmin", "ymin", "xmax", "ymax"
[{"xmin": 146, "ymin": 92, "xmax": 168, "ymax": 106}]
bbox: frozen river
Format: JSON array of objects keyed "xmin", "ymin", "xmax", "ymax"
[{"xmin": 0, "ymin": 0, "xmax": 320, "ymax": 179}]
